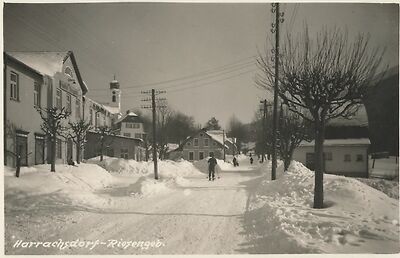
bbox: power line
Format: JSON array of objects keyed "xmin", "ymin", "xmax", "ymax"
[{"xmin": 89, "ymin": 56, "xmax": 256, "ymax": 92}]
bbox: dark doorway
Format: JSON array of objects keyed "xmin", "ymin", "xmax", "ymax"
[
  {"xmin": 35, "ymin": 135, "xmax": 45, "ymax": 164},
  {"xmin": 16, "ymin": 134, "xmax": 28, "ymax": 166}
]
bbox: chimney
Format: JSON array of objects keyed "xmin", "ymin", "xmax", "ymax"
[{"xmin": 126, "ymin": 109, "xmax": 130, "ymax": 114}]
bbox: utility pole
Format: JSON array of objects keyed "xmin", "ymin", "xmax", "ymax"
[
  {"xmin": 271, "ymin": 3, "xmax": 284, "ymax": 181},
  {"xmin": 260, "ymin": 99, "xmax": 267, "ymax": 163},
  {"xmin": 141, "ymin": 89, "xmax": 166, "ymax": 180},
  {"xmin": 223, "ymin": 129, "xmax": 226, "ymax": 162}
]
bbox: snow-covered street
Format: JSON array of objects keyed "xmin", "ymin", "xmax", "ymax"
[
  {"xmin": 5, "ymin": 157, "xmax": 264, "ymax": 255},
  {"xmin": 4, "ymin": 156, "xmax": 399, "ymax": 254}
]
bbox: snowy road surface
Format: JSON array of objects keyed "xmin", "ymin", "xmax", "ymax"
[{"xmin": 6, "ymin": 163, "xmax": 263, "ymax": 255}]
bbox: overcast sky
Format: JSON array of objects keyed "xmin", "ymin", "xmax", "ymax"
[{"xmin": 4, "ymin": 2, "xmax": 398, "ymax": 127}]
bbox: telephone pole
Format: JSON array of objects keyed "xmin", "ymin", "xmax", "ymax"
[
  {"xmin": 260, "ymin": 99, "xmax": 267, "ymax": 163},
  {"xmin": 223, "ymin": 129, "xmax": 226, "ymax": 162},
  {"xmin": 271, "ymin": 3, "xmax": 284, "ymax": 180},
  {"xmin": 141, "ymin": 89, "xmax": 166, "ymax": 180}
]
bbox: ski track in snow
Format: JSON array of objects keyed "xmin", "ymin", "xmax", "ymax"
[
  {"xmin": 5, "ymin": 163, "xmax": 263, "ymax": 255},
  {"xmin": 5, "ymin": 158, "xmax": 399, "ymax": 254}
]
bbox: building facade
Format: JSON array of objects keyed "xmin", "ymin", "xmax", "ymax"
[
  {"xmin": 292, "ymin": 139, "xmax": 370, "ymax": 177},
  {"xmin": 84, "ymin": 131, "xmax": 145, "ymax": 161},
  {"xmin": 115, "ymin": 111, "xmax": 146, "ymax": 139},
  {"xmin": 293, "ymin": 105, "xmax": 371, "ymax": 177},
  {"xmin": 167, "ymin": 129, "xmax": 236, "ymax": 161},
  {"xmin": 82, "ymin": 79, "xmax": 146, "ymax": 161},
  {"xmin": 4, "ymin": 51, "xmax": 87, "ymax": 167}
]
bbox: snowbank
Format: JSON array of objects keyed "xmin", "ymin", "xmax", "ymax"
[
  {"xmin": 245, "ymin": 161, "xmax": 400, "ymax": 253},
  {"xmin": 356, "ymin": 177, "xmax": 399, "ymax": 199},
  {"xmin": 5, "ymin": 164, "xmax": 116, "ymax": 207},
  {"xmin": 88, "ymin": 157, "xmax": 203, "ymax": 178}
]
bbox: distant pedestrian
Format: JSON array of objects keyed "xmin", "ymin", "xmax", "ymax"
[
  {"xmin": 250, "ymin": 154, "xmax": 254, "ymax": 165},
  {"xmin": 67, "ymin": 156, "xmax": 75, "ymax": 166},
  {"xmin": 233, "ymin": 156, "xmax": 239, "ymax": 167},
  {"xmin": 208, "ymin": 153, "xmax": 217, "ymax": 181}
]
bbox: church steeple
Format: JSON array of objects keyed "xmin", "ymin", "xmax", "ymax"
[{"xmin": 109, "ymin": 75, "xmax": 121, "ymax": 112}]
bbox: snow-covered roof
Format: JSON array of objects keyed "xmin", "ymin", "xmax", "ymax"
[
  {"xmin": 327, "ymin": 105, "xmax": 369, "ymax": 127},
  {"xmin": 115, "ymin": 111, "xmax": 140, "ymax": 124},
  {"xmin": 299, "ymin": 138, "xmax": 371, "ymax": 147},
  {"xmin": 205, "ymin": 130, "xmax": 230, "ymax": 148},
  {"xmin": 102, "ymin": 105, "xmax": 121, "ymax": 115},
  {"xmin": 6, "ymin": 51, "xmax": 87, "ymax": 95},
  {"xmin": 7, "ymin": 51, "xmax": 68, "ymax": 76}
]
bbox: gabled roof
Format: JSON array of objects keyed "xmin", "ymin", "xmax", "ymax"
[
  {"xmin": 115, "ymin": 111, "xmax": 142, "ymax": 124},
  {"xmin": 327, "ymin": 105, "xmax": 369, "ymax": 127},
  {"xmin": 5, "ymin": 51, "xmax": 88, "ymax": 95},
  {"xmin": 169, "ymin": 129, "xmax": 232, "ymax": 153},
  {"xmin": 299, "ymin": 138, "xmax": 370, "ymax": 147}
]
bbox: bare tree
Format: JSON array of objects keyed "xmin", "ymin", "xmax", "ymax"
[
  {"xmin": 95, "ymin": 126, "xmax": 116, "ymax": 162},
  {"xmin": 278, "ymin": 105, "xmax": 312, "ymax": 171},
  {"xmin": 36, "ymin": 107, "xmax": 70, "ymax": 172},
  {"xmin": 66, "ymin": 120, "xmax": 92, "ymax": 164},
  {"xmin": 256, "ymin": 27, "xmax": 385, "ymax": 208},
  {"xmin": 156, "ymin": 100, "xmax": 172, "ymax": 160}
]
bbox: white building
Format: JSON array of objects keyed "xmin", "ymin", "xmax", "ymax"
[
  {"xmin": 293, "ymin": 105, "xmax": 371, "ymax": 178},
  {"xmin": 293, "ymin": 138, "xmax": 370, "ymax": 177},
  {"xmin": 114, "ymin": 111, "xmax": 146, "ymax": 140}
]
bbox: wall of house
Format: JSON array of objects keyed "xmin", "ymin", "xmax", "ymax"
[
  {"xmin": 181, "ymin": 132, "xmax": 224, "ymax": 161},
  {"xmin": 84, "ymin": 132, "xmax": 145, "ymax": 161},
  {"xmin": 4, "ymin": 54, "xmax": 88, "ymax": 167},
  {"xmin": 4, "ymin": 61, "xmax": 47, "ymax": 167},
  {"xmin": 292, "ymin": 145, "xmax": 369, "ymax": 177},
  {"xmin": 120, "ymin": 121, "xmax": 145, "ymax": 139},
  {"xmin": 49, "ymin": 57, "xmax": 85, "ymax": 164}
]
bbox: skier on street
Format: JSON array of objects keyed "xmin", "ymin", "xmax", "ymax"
[{"xmin": 208, "ymin": 153, "xmax": 218, "ymax": 181}]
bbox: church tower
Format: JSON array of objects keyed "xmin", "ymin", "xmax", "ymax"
[{"xmin": 109, "ymin": 75, "xmax": 121, "ymax": 113}]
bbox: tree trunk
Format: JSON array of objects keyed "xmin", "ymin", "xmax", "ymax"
[
  {"xmin": 100, "ymin": 139, "xmax": 104, "ymax": 162},
  {"xmin": 51, "ymin": 134, "xmax": 56, "ymax": 172},
  {"xmin": 76, "ymin": 141, "xmax": 81, "ymax": 164},
  {"xmin": 313, "ymin": 122, "xmax": 325, "ymax": 208}
]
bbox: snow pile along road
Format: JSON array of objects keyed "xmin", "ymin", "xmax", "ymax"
[
  {"xmin": 245, "ymin": 161, "xmax": 400, "ymax": 254},
  {"xmin": 88, "ymin": 157, "xmax": 203, "ymax": 178},
  {"xmin": 88, "ymin": 156, "xmax": 204, "ymax": 197},
  {"xmin": 5, "ymin": 163, "xmax": 117, "ymax": 208}
]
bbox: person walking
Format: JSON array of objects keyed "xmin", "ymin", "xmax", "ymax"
[
  {"xmin": 250, "ymin": 153, "xmax": 254, "ymax": 165},
  {"xmin": 208, "ymin": 153, "xmax": 217, "ymax": 181}
]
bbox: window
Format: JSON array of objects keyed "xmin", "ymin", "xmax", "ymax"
[
  {"xmin": 189, "ymin": 151, "xmax": 194, "ymax": 161},
  {"xmin": 10, "ymin": 72, "xmax": 19, "ymax": 101},
  {"xmin": 344, "ymin": 154, "xmax": 351, "ymax": 162},
  {"xmin": 56, "ymin": 89, "xmax": 62, "ymax": 109},
  {"xmin": 125, "ymin": 123, "xmax": 140, "ymax": 129},
  {"xmin": 66, "ymin": 94, "xmax": 72, "ymax": 113},
  {"xmin": 123, "ymin": 133, "xmax": 131, "ymax": 137},
  {"xmin": 194, "ymin": 138, "xmax": 199, "ymax": 146},
  {"xmin": 120, "ymin": 148, "xmax": 128, "ymax": 159},
  {"xmin": 356, "ymin": 154, "xmax": 363, "ymax": 162},
  {"xmin": 89, "ymin": 109, "xmax": 93, "ymax": 125},
  {"xmin": 200, "ymin": 133, "xmax": 203, "ymax": 137},
  {"xmin": 34, "ymin": 82, "xmax": 41, "ymax": 107},
  {"xmin": 135, "ymin": 133, "xmax": 142, "ymax": 139},
  {"xmin": 306, "ymin": 153, "xmax": 315, "ymax": 170},
  {"xmin": 204, "ymin": 138, "xmax": 209, "ymax": 147},
  {"xmin": 112, "ymin": 91, "xmax": 116, "ymax": 103},
  {"xmin": 56, "ymin": 139, "xmax": 62, "ymax": 159},
  {"xmin": 75, "ymin": 99, "xmax": 81, "ymax": 119},
  {"xmin": 199, "ymin": 152, "xmax": 204, "ymax": 160},
  {"xmin": 324, "ymin": 152, "xmax": 332, "ymax": 161},
  {"xmin": 64, "ymin": 66, "xmax": 73, "ymax": 77}
]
